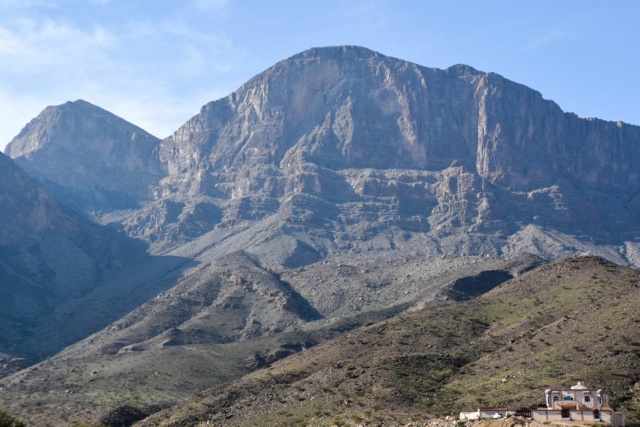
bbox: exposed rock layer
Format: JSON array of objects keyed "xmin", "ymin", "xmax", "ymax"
[{"xmin": 7, "ymin": 46, "xmax": 640, "ymax": 265}]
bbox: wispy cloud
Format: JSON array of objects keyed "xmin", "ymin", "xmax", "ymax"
[
  {"xmin": 527, "ymin": 29, "xmax": 565, "ymax": 50},
  {"xmin": 0, "ymin": 2, "xmax": 245, "ymax": 149},
  {"xmin": 0, "ymin": 0, "xmax": 57, "ymax": 9},
  {"xmin": 0, "ymin": 18, "xmax": 116, "ymax": 72}
]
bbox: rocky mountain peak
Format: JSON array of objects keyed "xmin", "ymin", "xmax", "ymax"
[
  {"xmin": 6, "ymin": 99, "xmax": 166, "ymax": 211},
  {"xmin": 7, "ymin": 46, "xmax": 640, "ymax": 265}
]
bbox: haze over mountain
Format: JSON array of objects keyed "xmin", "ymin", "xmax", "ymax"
[
  {"xmin": 0, "ymin": 151, "xmax": 194, "ymax": 376},
  {"xmin": 2, "ymin": 46, "xmax": 640, "ymax": 425},
  {"xmin": 0, "ymin": 152, "xmax": 145, "ymax": 367},
  {"xmin": 6, "ymin": 100, "xmax": 165, "ymax": 212}
]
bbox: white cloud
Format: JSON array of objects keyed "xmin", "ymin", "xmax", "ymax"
[
  {"xmin": 0, "ymin": 2, "xmax": 247, "ymax": 151},
  {"xmin": 0, "ymin": 18, "xmax": 117, "ymax": 73},
  {"xmin": 0, "ymin": 0, "xmax": 57, "ymax": 9}
]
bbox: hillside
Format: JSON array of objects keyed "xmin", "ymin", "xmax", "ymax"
[
  {"xmin": 136, "ymin": 256, "xmax": 640, "ymax": 426},
  {"xmin": 0, "ymin": 253, "xmax": 543, "ymax": 426},
  {"xmin": 0, "ymin": 152, "xmax": 167, "ymax": 366}
]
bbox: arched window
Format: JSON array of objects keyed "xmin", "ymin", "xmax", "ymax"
[
  {"xmin": 584, "ymin": 396, "xmax": 591, "ymax": 403},
  {"xmin": 553, "ymin": 396, "xmax": 560, "ymax": 402},
  {"xmin": 564, "ymin": 396, "xmax": 574, "ymax": 401}
]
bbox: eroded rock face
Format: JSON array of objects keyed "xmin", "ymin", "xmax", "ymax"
[
  {"xmin": 161, "ymin": 47, "xmax": 640, "ymax": 194},
  {"xmin": 7, "ymin": 46, "xmax": 640, "ymax": 264},
  {"xmin": 153, "ymin": 46, "xmax": 640, "ymax": 251},
  {"xmin": 5, "ymin": 100, "xmax": 166, "ymax": 211}
]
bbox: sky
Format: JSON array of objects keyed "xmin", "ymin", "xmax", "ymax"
[{"xmin": 1, "ymin": 0, "xmax": 639, "ymax": 152}]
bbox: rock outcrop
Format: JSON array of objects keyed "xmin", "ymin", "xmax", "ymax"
[{"xmin": 156, "ymin": 46, "xmax": 640, "ymax": 263}]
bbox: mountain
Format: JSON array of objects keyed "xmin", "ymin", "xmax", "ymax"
[
  {"xmin": 3, "ymin": 46, "xmax": 640, "ymax": 424},
  {"xmin": 0, "ymin": 152, "xmax": 129, "ymax": 363},
  {"xmin": 137, "ymin": 256, "xmax": 640, "ymax": 427},
  {"xmin": 0, "ymin": 152, "xmax": 190, "ymax": 369},
  {"xmin": 5, "ymin": 100, "xmax": 166, "ymax": 212},
  {"xmin": 8, "ymin": 46, "xmax": 640, "ymax": 265},
  {"xmin": 154, "ymin": 45, "xmax": 640, "ymax": 264}
]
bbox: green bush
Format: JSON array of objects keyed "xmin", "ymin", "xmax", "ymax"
[{"xmin": 0, "ymin": 409, "xmax": 26, "ymax": 427}]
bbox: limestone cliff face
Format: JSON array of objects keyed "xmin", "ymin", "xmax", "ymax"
[
  {"xmin": 160, "ymin": 47, "xmax": 486, "ymax": 196},
  {"xmin": 474, "ymin": 72, "xmax": 640, "ymax": 191},
  {"xmin": 7, "ymin": 46, "xmax": 640, "ymax": 264},
  {"xmin": 5, "ymin": 100, "xmax": 166, "ymax": 209},
  {"xmin": 161, "ymin": 47, "xmax": 640, "ymax": 197},
  {"xmin": 156, "ymin": 46, "xmax": 640, "ymax": 251}
]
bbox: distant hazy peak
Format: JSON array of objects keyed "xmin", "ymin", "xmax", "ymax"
[{"xmin": 5, "ymin": 99, "xmax": 165, "ymax": 205}]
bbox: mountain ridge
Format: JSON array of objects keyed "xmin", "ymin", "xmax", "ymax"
[
  {"xmin": 5, "ymin": 99, "xmax": 166, "ymax": 212},
  {"xmin": 1, "ymin": 45, "xmax": 640, "ymax": 425}
]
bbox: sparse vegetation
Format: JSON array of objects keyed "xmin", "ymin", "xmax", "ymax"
[
  {"xmin": 0, "ymin": 409, "xmax": 26, "ymax": 427},
  {"xmin": 132, "ymin": 256, "xmax": 640, "ymax": 426}
]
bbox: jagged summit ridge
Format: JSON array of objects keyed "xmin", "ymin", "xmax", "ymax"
[
  {"xmin": 7, "ymin": 46, "xmax": 640, "ymax": 265},
  {"xmin": 162, "ymin": 45, "xmax": 640, "ymax": 192},
  {"xmin": 6, "ymin": 99, "xmax": 158, "ymax": 157}
]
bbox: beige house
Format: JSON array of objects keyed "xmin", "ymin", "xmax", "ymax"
[{"xmin": 531, "ymin": 382, "xmax": 624, "ymax": 426}]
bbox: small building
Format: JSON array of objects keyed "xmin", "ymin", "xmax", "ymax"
[
  {"xmin": 460, "ymin": 407, "xmax": 513, "ymax": 420},
  {"xmin": 531, "ymin": 382, "xmax": 624, "ymax": 426}
]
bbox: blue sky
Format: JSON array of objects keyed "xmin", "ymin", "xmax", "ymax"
[{"xmin": 1, "ymin": 0, "xmax": 639, "ymax": 151}]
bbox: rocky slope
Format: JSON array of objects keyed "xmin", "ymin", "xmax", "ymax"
[
  {"xmin": 1, "ymin": 153, "xmax": 112, "ymax": 360},
  {"xmin": 0, "ymin": 152, "xmax": 192, "ymax": 367},
  {"xmin": 136, "ymin": 256, "xmax": 640, "ymax": 427},
  {"xmin": 0, "ymin": 252, "xmax": 544, "ymax": 426}
]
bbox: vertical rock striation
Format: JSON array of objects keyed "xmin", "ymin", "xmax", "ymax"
[{"xmin": 7, "ymin": 46, "xmax": 640, "ymax": 264}]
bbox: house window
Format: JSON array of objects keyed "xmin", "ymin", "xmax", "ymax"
[
  {"xmin": 547, "ymin": 396, "xmax": 551, "ymax": 405},
  {"xmin": 564, "ymin": 396, "xmax": 574, "ymax": 401},
  {"xmin": 553, "ymin": 396, "xmax": 560, "ymax": 402},
  {"xmin": 585, "ymin": 396, "xmax": 591, "ymax": 403},
  {"xmin": 598, "ymin": 397, "xmax": 603, "ymax": 405}
]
